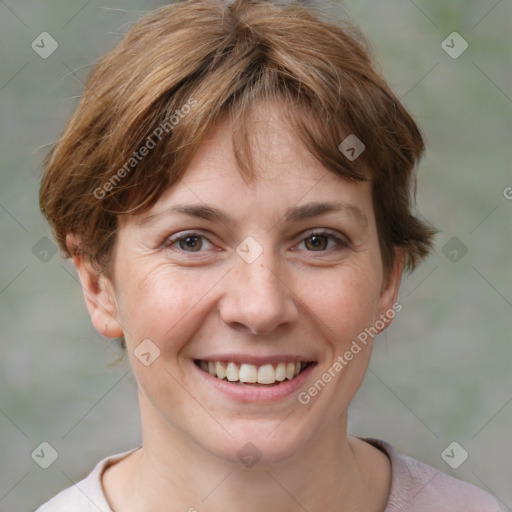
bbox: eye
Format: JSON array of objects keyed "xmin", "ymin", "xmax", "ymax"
[
  {"xmin": 163, "ymin": 229, "xmax": 349, "ymax": 256},
  {"xmin": 296, "ymin": 230, "xmax": 349, "ymax": 252},
  {"xmin": 164, "ymin": 232, "xmax": 214, "ymax": 253}
]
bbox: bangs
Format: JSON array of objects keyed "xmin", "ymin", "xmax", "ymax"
[{"xmin": 98, "ymin": 43, "xmax": 373, "ymax": 221}]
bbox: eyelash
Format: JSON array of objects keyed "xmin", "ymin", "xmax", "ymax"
[{"xmin": 163, "ymin": 229, "xmax": 349, "ymax": 255}]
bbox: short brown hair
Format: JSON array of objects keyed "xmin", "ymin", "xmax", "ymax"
[{"xmin": 39, "ymin": 0, "xmax": 435, "ymax": 279}]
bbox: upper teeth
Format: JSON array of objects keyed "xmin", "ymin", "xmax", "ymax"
[{"xmin": 199, "ymin": 360, "xmax": 305, "ymax": 384}]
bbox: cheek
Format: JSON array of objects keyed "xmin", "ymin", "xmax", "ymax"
[
  {"xmin": 115, "ymin": 265, "xmax": 216, "ymax": 406},
  {"xmin": 304, "ymin": 262, "xmax": 383, "ymax": 345},
  {"xmin": 116, "ymin": 262, "xmax": 221, "ymax": 353}
]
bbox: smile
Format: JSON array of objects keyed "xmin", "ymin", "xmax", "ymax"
[{"xmin": 194, "ymin": 359, "xmax": 312, "ymax": 386}]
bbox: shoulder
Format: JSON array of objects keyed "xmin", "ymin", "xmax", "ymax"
[
  {"xmin": 363, "ymin": 438, "xmax": 502, "ymax": 512},
  {"xmin": 34, "ymin": 448, "xmax": 140, "ymax": 512}
]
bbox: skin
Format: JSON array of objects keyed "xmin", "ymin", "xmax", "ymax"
[{"xmin": 68, "ymin": 101, "xmax": 403, "ymax": 512}]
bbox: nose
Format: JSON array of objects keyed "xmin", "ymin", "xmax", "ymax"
[{"xmin": 219, "ymin": 251, "xmax": 300, "ymax": 336}]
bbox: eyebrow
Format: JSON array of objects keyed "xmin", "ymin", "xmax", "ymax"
[{"xmin": 138, "ymin": 200, "xmax": 368, "ymax": 229}]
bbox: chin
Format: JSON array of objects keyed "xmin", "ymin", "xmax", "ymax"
[{"xmin": 202, "ymin": 420, "xmax": 316, "ymax": 469}]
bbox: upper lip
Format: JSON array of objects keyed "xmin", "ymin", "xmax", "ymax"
[{"xmin": 194, "ymin": 354, "xmax": 317, "ymax": 365}]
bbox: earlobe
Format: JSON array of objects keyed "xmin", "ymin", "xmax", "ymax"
[{"xmin": 66, "ymin": 234, "xmax": 124, "ymax": 339}]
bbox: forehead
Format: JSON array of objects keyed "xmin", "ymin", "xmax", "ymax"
[
  {"xmin": 125, "ymin": 101, "xmax": 375, "ymax": 231},
  {"xmin": 184, "ymin": 102, "xmax": 327, "ymax": 185}
]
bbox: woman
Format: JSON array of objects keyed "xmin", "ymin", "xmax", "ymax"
[{"xmin": 36, "ymin": 0, "xmax": 502, "ymax": 510}]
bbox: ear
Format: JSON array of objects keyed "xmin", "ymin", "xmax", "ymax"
[
  {"xmin": 66, "ymin": 234, "xmax": 124, "ymax": 338},
  {"xmin": 374, "ymin": 247, "xmax": 404, "ymax": 332}
]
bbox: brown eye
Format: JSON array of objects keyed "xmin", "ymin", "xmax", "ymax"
[
  {"xmin": 297, "ymin": 230, "xmax": 348, "ymax": 252},
  {"xmin": 304, "ymin": 234, "xmax": 329, "ymax": 251}
]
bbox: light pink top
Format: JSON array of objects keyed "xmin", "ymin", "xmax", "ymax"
[{"xmin": 35, "ymin": 439, "xmax": 502, "ymax": 511}]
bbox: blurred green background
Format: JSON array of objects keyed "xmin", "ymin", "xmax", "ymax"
[{"xmin": 0, "ymin": 1, "xmax": 510, "ymax": 510}]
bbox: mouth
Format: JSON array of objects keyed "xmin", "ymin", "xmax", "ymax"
[{"xmin": 194, "ymin": 359, "xmax": 315, "ymax": 386}]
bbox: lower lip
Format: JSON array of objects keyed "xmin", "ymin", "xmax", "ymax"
[{"xmin": 194, "ymin": 361, "xmax": 316, "ymax": 403}]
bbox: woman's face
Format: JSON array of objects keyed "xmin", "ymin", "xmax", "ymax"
[{"xmin": 80, "ymin": 102, "xmax": 402, "ymax": 466}]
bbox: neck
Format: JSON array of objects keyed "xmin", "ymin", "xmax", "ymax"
[{"xmin": 103, "ymin": 393, "xmax": 389, "ymax": 512}]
